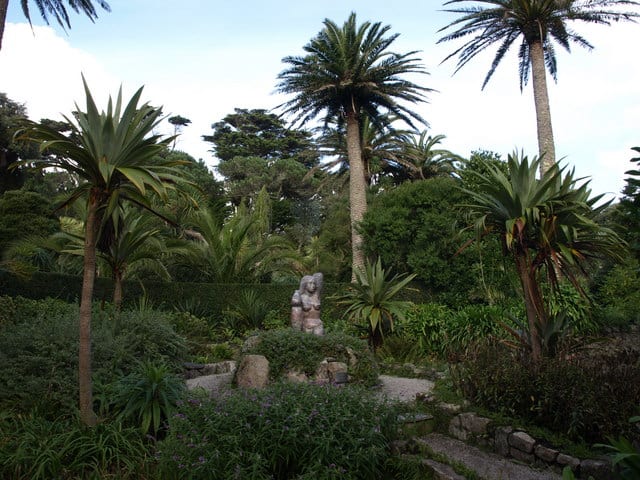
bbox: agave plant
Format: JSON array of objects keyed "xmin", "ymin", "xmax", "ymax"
[{"xmin": 334, "ymin": 258, "xmax": 416, "ymax": 349}]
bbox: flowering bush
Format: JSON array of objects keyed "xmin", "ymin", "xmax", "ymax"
[{"xmin": 156, "ymin": 382, "xmax": 400, "ymax": 479}]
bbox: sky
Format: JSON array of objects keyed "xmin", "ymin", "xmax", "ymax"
[{"xmin": 1, "ymin": 0, "xmax": 639, "ymax": 199}]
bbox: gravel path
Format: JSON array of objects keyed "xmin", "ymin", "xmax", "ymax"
[{"xmin": 376, "ymin": 374, "xmax": 435, "ymax": 403}]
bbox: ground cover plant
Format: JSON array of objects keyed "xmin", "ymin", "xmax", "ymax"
[{"xmin": 156, "ymin": 382, "xmax": 401, "ymax": 480}]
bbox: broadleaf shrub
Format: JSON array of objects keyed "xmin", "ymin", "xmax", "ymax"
[
  {"xmin": 242, "ymin": 329, "xmax": 379, "ymax": 386},
  {"xmin": 0, "ymin": 299, "xmax": 187, "ymax": 415},
  {"xmin": 156, "ymin": 382, "xmax": 400, "ymax": 480},
  {"xmin": 454, "ymin": 341, "xmax": 640, "ymax": 444}
]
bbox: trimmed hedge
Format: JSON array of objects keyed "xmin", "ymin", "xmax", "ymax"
[{"xmin": 0, "ymin": 269, "xmax": 429, "ymax": 321}]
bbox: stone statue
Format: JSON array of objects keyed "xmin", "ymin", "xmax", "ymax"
[{"xmin": 291, "ymin": 272, "xmax": 324, "ymax": 335}]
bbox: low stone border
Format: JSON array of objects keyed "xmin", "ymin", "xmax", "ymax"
[{"xmin": 446, "ymin": 411, "xmax": 611, "ymax": 479}]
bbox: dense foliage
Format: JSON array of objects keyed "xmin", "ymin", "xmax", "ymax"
[
  {"xmin": 453, "ymin": 341, "xmax": 640, "ymax": 444},
  {"xmin": 156, "ymin": 382, "xmax": 400, "ymax": 480}
]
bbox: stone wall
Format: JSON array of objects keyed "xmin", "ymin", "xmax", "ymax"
[{"xmin": 446, "ymin": 411, "xmax": 611, "ymax": 480}]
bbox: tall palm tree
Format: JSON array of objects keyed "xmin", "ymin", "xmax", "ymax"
[
  {"xmin": 17, "ymin": 78, "xmax": 184, "ymax": 426},
  {"xmin": 0, "ymin": 0, "xmax": 110, "ymax": 50},
  {"xmin": 276, "ymin": 12, "xmax": 430, "ymax": 279},
  {"xmin": 316, "ymin": 116, "xmax": 410, "ymax": 187},
  {"xmin": 462, "ymin": 151, "xmax": 624, "ymax": 363},
  {"xmin": 392, "ymin": 131, "xmax": 462, "ymax": 181},
  {"xmin": 438, "ymin": 0, "xmax": 639, "ymax": 175}
]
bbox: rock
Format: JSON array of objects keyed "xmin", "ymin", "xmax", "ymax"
[
  {"xmin": 314, "ymin": 360, "xmax": 330, "ymax": 384},
  {"xmin": 236, "ymin": 354, "xmax": 269, "ymax": 389},
  {"xmin": 535, "ymin": 445, "xmax": 559, "ymax": 463},
  {"xmin": 458, "ymin": 412, "xmax": 491, "ymax": 435},
  {"xmin": 327, "ymin": 361, "xmax": 348, "ymax": 383},
  {"xmin": 556, "ymin": 453, "xmax": 580, "ymax": 471},
  {"xmin": 510, "ymin": 447, "xmax": 535, "ymax": 464},
  {"xmin": 509, "ymin": 430, "xmax": 536, "ymax": 453},
  {"xmin": 185, "ymin": 372, "xmax": 234, "ymax": 396},
  {"xmin": 438, "ymin": 402, "xmax": 462, "ymax": 414},
  {"xmin": 580, "ymin": 459, "xmax": 611, "ymax": 480},
  {"xmin": 345, "ymin": 346, "xmax": 358, "ymax": 367},
  {"xmin": 202, "ymin": 360, "xmax": 236, "ymax": 375},
  {"xmin": 495, "ymin": 426, "xmax": 514, "ymax": 457},
  {"xmin": 449, "ymin": 415, "xmax": 467, "ymax": 441},
  {"xmin": 422, "ymin": 459, "xmax": 467, "ymax": 480},
  {"xmin": 285, "ymin": 369, "xmax": 308, "ymax": 383}
]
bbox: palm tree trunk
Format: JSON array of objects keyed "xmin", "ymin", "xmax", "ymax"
[
  {"xmin": 530, "ymin": 40, "xmax": 556, "ymax": 177},
  {"xmin": 345, "ymin": 114, "xmax": 367, "ymax": 281},
  {"xmin": 515, "ymin": 253, "xmax": 543, "ymax": 365},
  {"xmin": 79, "ymin": 195, "xmax": 99, "ymax": 426},
  {"xmin": 0, "ymin": 0, "xmax": 9, "ymax": 51},
  {"xmin": 113, "ymin": 270, "xmax": 123, "ymax": 311}
]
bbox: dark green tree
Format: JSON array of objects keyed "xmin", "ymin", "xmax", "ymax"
[
  {"xmin": 276, "ymin": 12, "xmax": 430, "ymax": 278},
  {"xmin": 615, "ymin": 147, "xmax": 640, "ymax": 258},
  {"xmin": 167, "ymin": 115, "xmax": 191, "ymax": 151},
  {"xmin": 0, "ymin": 93, "xmax": 39, "ymax": 192},
  {"xmin": 0, "ymin": 0, "xmax": 111, "ymax": 50},
  {"xmin": 203, "ymin": 108, "xmax": 318, "ymax": 168},
  {"xmin": 438, "ymin": 0, "xmax": 639, "ymax": 175},
  {"xmin": 360, "ymin": 176, "xmax": 511, "ymax": 304},
  {"xmin": 0, "ymin": 189, "xmax": 59, "ymax": 256}
]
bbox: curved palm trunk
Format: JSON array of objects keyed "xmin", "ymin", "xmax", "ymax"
[
  {"xmin": 346, "ymin": 114, "xmax": 368, "ymax": 281},
  {"xmin": 79, "ymin": 195, "xmax": 99, "ymax": 426},
  {"xmin": 514, "ymin": 252, "xmax": 544, "ymax": 365},
  {"xmin": 530, "ymin": 41, "xmax": 556, "ymax": 177}
]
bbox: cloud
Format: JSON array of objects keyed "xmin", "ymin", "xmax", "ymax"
[{"xmin": 0, "ymin": 23, "xmax": 120, "ymax": 120}]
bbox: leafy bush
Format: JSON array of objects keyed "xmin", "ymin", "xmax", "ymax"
[
  {"xmin": 454, "ymin": 341, "xmax": 640, "ymax": 444},
  {"xmin": 0, "ymin": 299, "xmax": 187, "ymax": 415},
  {"xmin": 593, "ymin": 260, "xmax": 640, "ymax": 327},
  {"xmin": 0, "ymin": 414, "xmax": 152, "ymax": 479},
  {"xmin": 397, "ymin": 303, "xmax": 511, "ymax": 359},
  {"xmin": 243, "ymin": 329, "xmax": 379, "ymax": 386},
  {"xmin": 156, "ymin": 382, "xmax": 400, "ymax": 480}
]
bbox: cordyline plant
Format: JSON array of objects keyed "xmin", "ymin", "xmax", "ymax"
[
  {"xmin": 16, "ymin": 76, "xmax": 187, "ymax": 425},
  {"xmin": 334, "ymin": 257, "xmax": 416, "ymax": 349},
  {"xmin": 460, "ymin": 151, "xmax": 625, "ymax": 364}
]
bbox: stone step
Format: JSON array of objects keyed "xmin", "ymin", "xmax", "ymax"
[{"xmin": 413, "ymin": 433, "xmax": 563, "ymax": 480}]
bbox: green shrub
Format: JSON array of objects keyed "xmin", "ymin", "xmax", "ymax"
[
  {"xmin": 156, "ymin": 382, "xmax": 400, "ymax": 480},
  {"xmin": 454, "ymin": 341, "xmax": 640, "ymax": 444},
  {"xmin": 0, "ymin": 414, "xmax": 152, "ymax": 480},
  {"xmin": 0, "ymin": 299, "xmax": 187, "ymax": 415},
  {"xmin": 399, "ymin": 303, "xmax": 451, "ymax": 357},
  {"xmin": 243, "ymin": 329, "xmax": 379, "ymax": 386},
  {"xmin": 0, "ymin": 295, "xmax": 16, "ymax": 326},
  {"xmin": 593, "ymin": 260, "xmax": 640, "ymax": 327}
]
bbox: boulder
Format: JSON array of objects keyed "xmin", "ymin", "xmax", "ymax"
[{"xmin": 236, "ymin": 354, "xmax": 269, "ymax": 389}]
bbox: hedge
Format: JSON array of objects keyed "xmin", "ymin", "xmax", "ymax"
[{"xmin": 0, "ymin": 269, "xmax": 429, "ymax": 320}]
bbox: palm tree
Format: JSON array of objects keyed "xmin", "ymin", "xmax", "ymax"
[
  {"xmin": 462, "ymin": 151, "xmax": 624, "ymax": 364},
  {"xmin": 316, "ymin": 116, "xmax": 410, "ymax": 187},
  {"xmin": 0, "ymin": 0, "xmax": 111, "ymax": 50},
  {"xmin": 172, "ymin": 206, "xmax": 299, "ymax": 284},
  {"xmin": 392, "ymin": 131, "xmax": 462, "ymax": 181},
  {"xmin": 17, "ymin": 78, "xmax": 184, "ymax": 426},
  {"xmin": 57, "ymin": 206, "xmax": 171, "ymax": 310},
  {"xmin": 276, "ymin": 12, "xmax": 430, "ymax": 279},
  {"xmin": 438, "ymin": 0, "xmax": 639, "ymax": 175}
]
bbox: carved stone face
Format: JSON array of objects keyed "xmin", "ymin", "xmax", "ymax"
[{"xmin": 307, "ymin": 279, "xmax": 316, "ymax": 293}]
